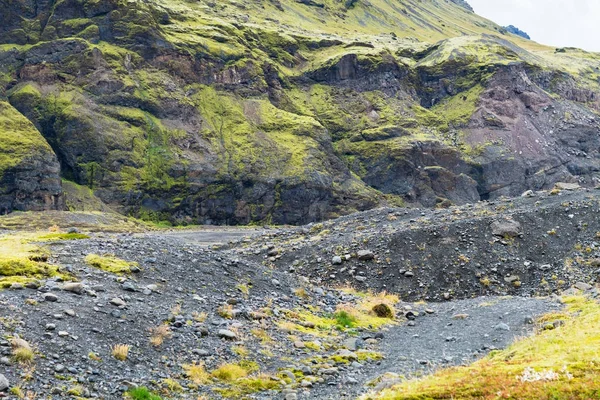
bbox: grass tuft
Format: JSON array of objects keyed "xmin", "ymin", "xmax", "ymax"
[
  {"xmin": 126, "ymin": 387, "xmax": 163, "ymax": 400},
  {"xmin": 111, "ymin": 344, "xmax": 130, "ymax": 361}
]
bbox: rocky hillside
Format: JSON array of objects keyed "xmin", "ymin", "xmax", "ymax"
[
  {"xmin": 1, "ymin": 0, "xmax": 599, "ymax": 224},
  {"xmin": 1, "ymin": 187, "xmax": 600, "ymax": 399}
]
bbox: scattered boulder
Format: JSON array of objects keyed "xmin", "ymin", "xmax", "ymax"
[
  {"xmin": 43, "ymin": 293, "xmax": 58, "ymax": 302},
  {"xmin": 218, "ymin": 329, "xmax": 237, "ymax": 340},
  {"xmin": 491, "ymin": 219, "xmax": 521, "ymax": 238},
  {"xmin": 357, "ymin": 250, "xmax": 375, "ymax": 261},
  {"xmin": 110, "ymin": 298, "xmax": 126, "ymax": 307},
  {"xmin": 62, "ymin": 282, "xmax": 84, "ymax": 294}
]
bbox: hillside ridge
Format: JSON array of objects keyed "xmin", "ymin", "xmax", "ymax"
[{"xmin": 0, "ymin": 0, "xmax": 599, "ymax": 224}]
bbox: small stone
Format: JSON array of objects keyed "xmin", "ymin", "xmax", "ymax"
[
  {"xmin": 575, "ymin": 282, "xmax": 593, "ymax": 291},
  {"xmin": 121, "ymin": 281, "xmax": 136, "ymax": 292},
  {"xmin": 58, "ymin": 331, "xmax": 69, "ymax": 337},
  {"xmin": 54, "ymin": 364, "xmax": 65, "ymax": 373},
  {"xmin": 46, "ymin": 323, "xmax": 56, "ymax": 331},
  {"xmin": 491, "ymin": 219, "xmax": 521, "ymax": 238},
  {"xmin": 294, "ymin": 341, "xmax": 305, "ymax": 349},
  {"xmin": 62, "ymin": 282, "xmax": 84, "ymax": 294},
  {"xmin": 218, "ymin": 329, "xmax": 237, "ymax": 340},
  {"xmin": 43, "ymin": 293, "xmax": 58, "ymax": 302},
  {"xmin": 344, "ymin": 338, "xmax": 359, "ymax": 351},
  {"xmin": 495, "ymin": 323, "xmax": 510, "ymax": 331},
  {"xmin": 110, "ymin": 298, "xmax": 126, "ymax": 307},
  {"xmin": 337, "ymin": 349, "xmax": 358, "ymax": 361},
  {"xmin": 0, "ymin": 374, "xmax": 8, "ymax": 391},
  {"xmin": 357, "ymin": 250, "xmax": 374, "ymax": 261},
  {"xmin": 192, "ymin": 349, "xmax": 210, "ymax": 357},
  {"xmin": 332, "ymin": 256, "xmax": 343, "ymax": 265}
]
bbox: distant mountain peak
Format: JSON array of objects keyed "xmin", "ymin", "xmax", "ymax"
[
  {"xmin": 449, "ymin": 0, "xmax": 474, "ymax": 12},
  {"xmin": 504, "ymin": 25, "xmax": 531, "ymax": 40}
]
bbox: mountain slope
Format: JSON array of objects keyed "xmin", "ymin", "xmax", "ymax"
[{"xmin": 1, "ymin": 0, "xmax": 599, "ymax": 224}]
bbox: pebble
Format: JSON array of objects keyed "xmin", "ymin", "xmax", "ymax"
[
  {"xmin": 62, "ymin": 282, "xmax": 84, "ymax": 294},
  {"xmin": 110, "ymin": 298, "xmax": 126, "ymax": 307},
  {"xmin": 494, "ymin": 323, "xmax": 510, "ymax": 331},
  {"xmin": 218, "ymin": 329, "xmax": 237, "ymax": 340},
  {"xmin": 357, "ymin": 250, "xmax": 375, "ymax": 260},
  {"xmin": 0, "ymin": 374, "xmax": 8, "ymax": 391},
  {"xmin": 43, "ymin": 293, "xmax": 58, "ymax": 302}
]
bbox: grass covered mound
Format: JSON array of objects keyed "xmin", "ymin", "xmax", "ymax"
[
  {"xmin": 84, "ymin": 254, "xmax": 139, "ymax": 274},
  {"xmin": 365, "ymin": 296, "xmax": 600, "ymax": 400},
  {"xmin": 0, "ymin": 232, "xmax": 81, "ymax": 288}
]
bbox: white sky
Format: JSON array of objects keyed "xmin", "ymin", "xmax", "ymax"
[{"xmin": 467, "ymin": 0, "xmax": 600, "ymax": 52}]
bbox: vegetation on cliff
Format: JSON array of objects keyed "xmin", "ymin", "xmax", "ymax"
[{"xmin": 0, "ymin": 0, "xmax": 599, "ymax": 223}]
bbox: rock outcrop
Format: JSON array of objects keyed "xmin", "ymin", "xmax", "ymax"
[{"xmin": 0, "ymin": 101, "xmax": 63, "ymax": 214}]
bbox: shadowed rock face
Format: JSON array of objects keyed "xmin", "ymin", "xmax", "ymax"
[
  {"xmin": 0, "ymin": 152, "xmax": 64, "ymax": 214},
  {"xmin": 0, "ymin": 0, "xmax": 599, "ymax": 224},
  {"xmin": 0, "ymin": 101, "xmax": 63, "ymax": 214}
]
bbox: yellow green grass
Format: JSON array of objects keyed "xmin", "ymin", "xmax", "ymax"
[
  {"xmin": 365, "ymin": 296, "xmax": 600, "ymax": 400},
  {"xmin": 84, "ymin": 254, "xmax": 139, "ymax": 274},
  {"xmin": 0, "ymin": 233, "xmax": 76, "ymax": 288},
  {"xmin": 182, "ymin": 361, "xmax": 280, "ymax": 398},
  {"xmin": 278, "ymin": 290, "xmax": 399, "ymax": 336}
]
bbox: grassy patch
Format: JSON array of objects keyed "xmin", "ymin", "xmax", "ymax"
[
  {"xmin": 0, "ymin": 233, "xmax": 72, "ymax": 288},
  {"xmin": 126, "ymin": 386, "xmax": 163, "ymax": 400},
  {"xmin": 366, "ymin": 296, "xmax": 600, "ymax": 399},
  {"xmin": 36, "ymin": 232, "xmax": 90, "ymax": 241},
  {"xmin": 84, "ymin": 254, "xmax": 139, "ymax": 274}
]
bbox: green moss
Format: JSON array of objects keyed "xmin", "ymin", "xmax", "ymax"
[
  {"xmin": 84, "ymin": 254, "xmax": 139, "ymax": 274},
  {"xmin": 126, "ymin": 387, "xmax": 163, "ymax": 400},
  {"xmin": 0, "ymin": 233, "xmax": 72, "ymax": 289},
  {"xmin": 36, "ymin": 233, "xmax": 90, "ymax": 241},
  {"xmin": 0, "ymin": 100, "xmax": 53, "ymax": 178},
  {"xmin": 213, "ymin": 376, "xmax": 281, "ymax": 398},
  {"xmin": 431, "ymin": 84, "xmax": 485, "ymax": 128}
]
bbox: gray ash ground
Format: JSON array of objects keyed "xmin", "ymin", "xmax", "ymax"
[{"xmin": 1, "ymin": 187, "xmax": 598, "ymax": 399}]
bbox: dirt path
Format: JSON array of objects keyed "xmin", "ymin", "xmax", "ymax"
[{"xmin": 143, "ymin": 226, "xmax": 266, "ymax": 246}]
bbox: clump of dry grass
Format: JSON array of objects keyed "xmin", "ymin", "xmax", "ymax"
[
  {"xmin": 183, "ymin": 362, "xmax": 211, "ymax": 384},
  {"xmin": 293, "ymin": 287, "xmax": 309, "ymax": 299},
  {"xmin": 218, "ymin": 304, "xmax": 234, "ymax": 319},
  {"xmin": 211, "ymin": 363, "xmax": 249, "ymax": 381},
  {"xmin": 149, "ymin": 324, "xmax": 171, "ymax": 347},
  {"xmin": 111, "ymin": 344, "xmax": 130, "ymax": 361},
  {"xmin": 11, "ymin": 336, "xmax": 34, "ymax": 364}
]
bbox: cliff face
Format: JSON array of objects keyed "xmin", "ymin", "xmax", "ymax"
[{"xmin": 0, "ymin": 0, "xmax": 599, "ymax": 224}]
